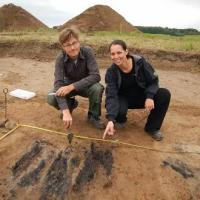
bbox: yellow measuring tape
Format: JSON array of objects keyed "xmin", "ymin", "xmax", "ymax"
[{"xmin": 0, "ymin": 123, "xmax": 199, "ymax": 154}]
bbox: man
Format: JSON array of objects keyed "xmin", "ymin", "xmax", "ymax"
[{"xmin": 47, "ymin": 28, "xmax": 105, "ymax": 129}]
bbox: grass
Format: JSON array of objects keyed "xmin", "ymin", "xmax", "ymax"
[
  {"xmin": 0, "ymin": 29, "xmax": 58, "ymax": 43},
  {"xmin": 0, "ymin": 30, "xmax": 200, "ymax": 53},
  {"xmin": 84, "ymin": 31, "xmax": 200, "ymax": 53}
]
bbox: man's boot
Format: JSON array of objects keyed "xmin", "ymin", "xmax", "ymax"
[{"xmin": 87, "ymin": 115, "xmax": 105, "ymax": 130}]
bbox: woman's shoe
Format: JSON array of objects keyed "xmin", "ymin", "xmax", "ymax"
[{"xmin": 146, "ymin": 130, "xmax": 164, "ymax": 141}]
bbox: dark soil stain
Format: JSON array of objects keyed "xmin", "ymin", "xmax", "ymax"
[
  {"xmin": 40, "ymin": 151, "xmax": 69, "ymax": 200},
  {"xmin": 73, "ymin": 143, "xmax": 113, "ymax": 191},
  {"xmin": 5, "ymin": 141, "xmax": 113, "ymax": 199},
  {"xmin": 18, "ymin": 160, "xmax": 45, "ymax": 187},
  {"xmin": 162, "ymin": 158, "xmax": 194, "ymax": 179},
  {"xmin": 11, "ymin": 141, "xmax": 43, "ymax": 177}
]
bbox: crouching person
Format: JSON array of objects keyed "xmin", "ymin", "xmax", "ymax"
[
  {"xmin": 47, "ymin": 28, "xmax": 105, "ymax": 129},
  {"xmin": 103, "ymin": 40, "xmax": 171, "ymax": 141}
]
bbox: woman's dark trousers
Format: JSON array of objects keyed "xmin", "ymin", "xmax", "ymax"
[{"xmin": 115, "ymin": 88, "xmax": 171, "ymax": 132}]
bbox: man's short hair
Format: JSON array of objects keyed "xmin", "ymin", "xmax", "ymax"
[{"xmin": 59, "ymin": 28, "xmax": 79, "ymax": 45}]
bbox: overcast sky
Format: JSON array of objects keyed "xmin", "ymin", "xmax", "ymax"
[{"xmin": 0, "ymin": 0, "xmax": 200, "ymax": 30}]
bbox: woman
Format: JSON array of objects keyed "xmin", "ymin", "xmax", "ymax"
[{"xmin": 103, "ymin": 40, "xmax": 171, "ymax": 141}]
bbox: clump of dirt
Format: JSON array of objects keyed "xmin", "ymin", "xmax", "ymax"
[
  {"xmin": 5, "ymin": 119, "xmax": 17, "ymax": 130},
  {"xmin": 0, "ymin": 3, "xmax": 48, "ymax": 31},
  {"xmin": 0, "ymin": 119, "xmax": 6, "ymax": 127},
  {"xmin": 11, "ymin": 141, "xmax": 43, "ymax": 177},
  {"xmin": 60, "ymin": 5, "xmax": 138, "ymax": 33}
]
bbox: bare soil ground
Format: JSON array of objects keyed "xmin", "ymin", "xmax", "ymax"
[{"xmin": 0, "ymin": 53, "xmax": 200, "ymax": 200}]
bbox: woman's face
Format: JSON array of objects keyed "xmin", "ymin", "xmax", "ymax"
[{"xmin": 110, "ymin": 44, "xmax": 128, "ymax": 66}]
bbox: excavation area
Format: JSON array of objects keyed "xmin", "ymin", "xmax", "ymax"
[{"xmin": 0, "ymin": 48, "xmax": 200, "ymax": 199}]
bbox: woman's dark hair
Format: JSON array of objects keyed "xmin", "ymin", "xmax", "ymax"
[
  {"xmin": 108, "ymin": 40, "xmax": 127, "ymax": 51},
  {"xmin": 109, "ymin": 39, "xmax": 130, "ymax": 58}
]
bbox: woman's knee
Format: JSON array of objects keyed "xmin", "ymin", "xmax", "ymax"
[{"xmin": 156, "ymin": 88, "xmax": 171, "ymax": 104}]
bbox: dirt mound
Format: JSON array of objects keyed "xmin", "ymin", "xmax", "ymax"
[
  {"xmin": 59, "ymin": 5, "xmax": 138, "ymax": 33},
  {"xmin": 0, "ymin": 3, "xmax": 48, "ymax": 32}
]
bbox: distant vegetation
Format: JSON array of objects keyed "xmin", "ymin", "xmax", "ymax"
[
  {"xmin": 0, "ymin": 30, "xmax": 200, "ymax": 53},
  {"xmin": 136, "ymin": 26, "xmax": 200, "ymax": 36}
]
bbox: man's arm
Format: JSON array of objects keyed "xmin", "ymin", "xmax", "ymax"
[{"xmin": 54, "ymin": 52, "xmax": 69, "ymax": 110}]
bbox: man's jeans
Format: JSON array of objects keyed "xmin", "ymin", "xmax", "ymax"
[{"xmin": 47, "ymin": 83, "xmax": 104, "ymax": 119}]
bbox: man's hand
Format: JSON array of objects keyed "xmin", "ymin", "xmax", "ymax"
[
  {"xmin": 56, "ymin": 84, "xmax": 75, "ymax": 97},
  {"xmin": 103, "ymin": 121, "xmax": 115, "ymax": 139},
  {"xmin": 145, "ymin": 98, "xmax": 154, "ymax": 113},
  {"xmin": 62, "ymin": 109, "xmax": 72, "ymax": 129}
]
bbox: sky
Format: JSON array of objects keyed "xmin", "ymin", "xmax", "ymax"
[{"xmin": 0, "ymin": 0, "xmax": 200, "ymax": 30}]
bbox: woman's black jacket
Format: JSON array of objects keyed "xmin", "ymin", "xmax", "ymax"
[{"xmin": 105, "ymin": 54, "xmax": 159, "ymax": 122}]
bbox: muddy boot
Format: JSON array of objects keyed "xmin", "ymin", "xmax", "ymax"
[
  {"xmin": 87, "ymin": 115, "xmax": 105, "ymax": 130},
  {"xmin": 146, "ymin": 130, "xmax": 164, "ymax": 141},
  {"xmin": 114, "ymin": 122, "xmax": 126, "ymax": 129}
]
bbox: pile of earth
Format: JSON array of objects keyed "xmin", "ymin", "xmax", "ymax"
[
  {"xmin": 0, "ymin": 3, "xmax": 48, "ymax": 31},
  {"xmin": 59, "ymin": 5, "xmax": 138, "ymax": 33}
]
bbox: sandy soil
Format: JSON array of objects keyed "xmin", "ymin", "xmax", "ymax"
[{"xmin": 0, "ymin": 56, "xmax": 200, "ymax": 200}]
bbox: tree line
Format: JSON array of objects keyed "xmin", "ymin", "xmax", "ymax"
[{"xmin": 136, "ymin": 26, "xmax": 200, "ymax": 36}]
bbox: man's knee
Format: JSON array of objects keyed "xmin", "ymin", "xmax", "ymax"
[
  {"xmin": 46, "ymin": 92, "xmax": 59, "ymax": 110},
  {"xmin": 88, "ymin": 83, "xmax": 104, "ymax": 102},
  {"xmin": 90, "ymin": 83, "xmax": 104, "ymax": 93}
]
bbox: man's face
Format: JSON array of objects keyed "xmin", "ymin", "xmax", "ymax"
[{"xmin": 62, "ymin": 37, "xmax": 80, "ymax": 59}]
